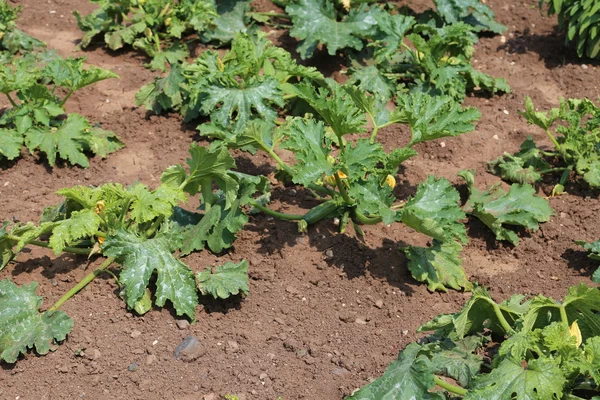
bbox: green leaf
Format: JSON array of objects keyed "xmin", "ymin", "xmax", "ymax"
[
  {"xmin": 488, "ymin": 137, "xmax": 550, "ymax": 185},
  {"xmin": 347, "ymin": 343, "xmax": 445, "ymax": 400},
  {"xmin": 0, "ymin": 128, "xmax": 23, "ymax": 160},
  {"xmin": 201, "ymin": 77, "xmax": 284, "ymax": 133},
  {"xmin": 103, "ymin": 229, "xmax": 198, "ymax": 321},
  {"xmin": 402, "ymin": 176, "xmax": 467, "ymax": 243},
  {"xmin": 147, "ymin": 42, "xmax": 189, "ymax": 72},
  {"xmin": 428, "ymin": 336, "xmax": 483, "ymax": 387},
  {"xmin": 576, "ymin": 239, "xmax": 600, "ymax": 282},
  {"xmin": 522, "ymin": 283, "xmax": 600, "ymax": 341},
  {"xmin": 0, "ymin": 279, "xmax": 73, "ymax": 363},
  {"xmin": 460, "ymin": 170, "xmax": 553, "ymax": 245},
  {"xmin": 23, "ymin": 114, "xmax": 92, "ymax": 167},
  {"xmin": 196, "ymin": 260, "xmax": 249, "ymax": 299},
  {"xmin": 85, "ymin": 128, "xmax": 124, "ymax": 158},
  {"xmin": 465, "ymin": 357, "xmax": 565, "ymax": 400},
  {"xmin": 162, "ymin": 143, "xmax": 239, "ymax": 209},
  {"xmin": 286, "ymin": 0, "xmax": 381, "ymax": 59},
  {"xmin": 397, "ymin": 92, "xmax": 481, "ymax": 146},
  {"xmin": 135, "ymin": 63, "xmax": 185, "ymax": 114},
  {"xmin": 348, "ymin": 175, "xmax": 397, "ymax": 225},
  {"xmin": 281, "ymin": 118, "xmax": 334, "ymax": 186},
  {"xmin": 48, "ymin": 209, "xmax": 102, "ymax": 254},
  {"xmin": 202, "ymin": 0, "xmax": 250, "ymax": 44},
  {"xmin": 44, "ymin": 57, "xmax": 119, "ymax": 92},
  {"xmin": 128, "ymin": 183, "xmax": 187, "ymax": 223},
  {"xmin": 434, "ymin": 0, "xmax": 507, "ymax": 34},
  {"xmin": 447, "ymin": 287, "xmax": 524, "ymax": 338},
  {"xmin": 405, "ymin": 240, "xmax": 472, "ymax": 292}
]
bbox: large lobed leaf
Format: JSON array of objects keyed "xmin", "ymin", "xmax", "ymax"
[
  {"xmin": 0, "ymin": 279, "xmax": 73, "ymax": 363},
  {"xmin": 460, "ymin": 170, "xmax": 553, "ymax": 245},
  {"xmin": 402, "ymin": 176, "xmax": 467, "ymax": 244},
  {"xmin": 405, "ymin": 240, "xmax": 472, "ymax": 292},
  {"xmin": 102, "ymin": 229, "xmax": 199, "ymax": 321}
]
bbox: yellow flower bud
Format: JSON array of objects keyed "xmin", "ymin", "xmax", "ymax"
[
  {"xmin": 341, "ymin": 0, "xmax": 351, "ymax": 11},
  {"xmin": 94, "ymin": 200, "xmax": 105, "ymax": 215},
  {"xmin": 569, "ymin": 321, "xmax": 582, "ymax": 347},
  {"xmin": 144, "ymin": 27, "xmax": 152, "ymax": 38},
  {"xmin": 165, "ymin": 17, "xmax": 172, "ymax": 26},
  {"xmin": 324, "ymin": 171, "xmax": 347, "ymax": 186},
  {"xmin": 217, "ymin": 57, "xmax": 224, "ymax": 72},
  {"xmin": 139, "ymin": 0, "xmax": 146, "ymax": 5},
  {"xmin": 385, "ymin": 174, "xmax": 396, "ymax": 188},
  {"xmin": 97, "ymin": 236, "xmax": 105, "ymax": 245}
]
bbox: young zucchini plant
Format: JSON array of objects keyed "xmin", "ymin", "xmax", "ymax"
[
  {"xmin": 0, "ymin": 52, "xmax": 123, "ymax": 166},
  {"xmin": 348, "ymin": 283, "xmax": 600, "ymax": 400},
  {"xmin": 0, "ymin": 143, "xmax": 266, "ymax": 363},
  {"xmin": 489, "ymin": 97, "xmax": 600, "ymax": 195},
  {"xmin": 0, "ymin": 0, "xmax": 44, "ymax": 59},
  {"xmin": 74, "ymin": 0, "xmax": 253, "ymax": 71}
]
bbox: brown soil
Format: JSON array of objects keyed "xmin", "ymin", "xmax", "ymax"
[{"xmin": 1, "ymin": 0, "xmax": 599, "ymax": 399}]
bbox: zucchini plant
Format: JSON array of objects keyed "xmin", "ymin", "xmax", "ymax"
[
  {"xmin": 0, "ymin": 0, "xmax": 44, "ymax": 58},
  {"xmin": 349, "ymin": 283, "xmax": 600, "ymax": 400},
  {"xmin": 0, "ymin": 143, "xmax": 264, "ymax": 363},
  {"xmin": 489, "ymin": 97, "xmax": 600, "ymax": 195},
  {"xmin": 0, "ymin": 51, "xmax": 123, "ymax": 166}
]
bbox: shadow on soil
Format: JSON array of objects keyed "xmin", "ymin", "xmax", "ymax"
[
  {"xmin": 561, "ymin": 248, "xmax": 597, "ymax": 279},
  {"xmin": 499, "ymin": 27, "xmax": 600, "ymax": 69}
]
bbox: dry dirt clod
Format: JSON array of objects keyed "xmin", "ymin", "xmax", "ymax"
[
  {"xmin": 174, "ymin": 336, "xmax": 206, "ymax": 362},
  {"xmin": 203, "ymin": 394, "xmax": 217, "ymax": 400},
  {"xmin": 374, "ymin": 299, "xmax": 384, "ymax": 309},
  {"xmin": 130, "ymin": 330, "xmax": 142, "ymax": 338},
  {"xmin": 145, "ymin": 354, "xmax": 157, "ymax": 365}
]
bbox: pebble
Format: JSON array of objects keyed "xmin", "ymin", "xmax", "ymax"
[
  {"xmin": 582, "ymin": 64, "xmax": 588, "ymax": 70},
  {"xmin": 285, "ymin": 286, "xmax": 299, "ymax": 295},
  {"xmin": 331, "ymin": 367, "xmax": 350, "ymax": 376},
  {"xmin": 503, "ymin": 109, "xmax": 509, "ymax": 115},
  {"xmin": 176, "ymin": 320, "xmax": 190, "ymax": 330},
  {"xmin": 226, "ymin": 340, "xmax": 240, "ymax": 353},
  {"xmin": 440, "ymin": 142, "xmax": 446, "ymax": 148},
  {"xmin": 354, "ymin": 317, "xmax": 367, "ymax": 325},
  {"xmin": 402, "ymin": 330, "xmax": 409, "ymax": 336},
  {"xmin": 325, "ymin": 249, "xmax": 334, "ymax": 259},
  {"xmin": 492, "ymin": 135, "xmax": 499, "ymax": 140},
  {"xmin": 145, "ymin": 354, "xmax": 157, "ymax": 365},
  {"xmin": 128, "ymin": 362, "xmax": 138, "ymax": 372},
  {"xmin": 174, "ymin": 336, "xmax": 206, "ymax": 362},
  {"xmin": 203, "ymin": 394, "xmax": 217, "ymax": 400},
  {"xmin": 374, "ymin": 299, "xmax": 384, "ymax": 309},
  {"xmin": 51, "ymin": 278, "xmax": 58, "ymax": 287},
  {"xmin": 130, "ymin": 330, "xmax": 142, "ymax": 338},
  {"xmin": 500, "ymin": 35, "xmax": 506, "ymax": 44}
]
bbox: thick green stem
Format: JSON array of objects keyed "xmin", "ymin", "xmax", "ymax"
[
  {"xmin": 434, "ymin": 376, "xmax": 468, "ymax": 396},
  {"xmin": 153, "ymin": 33, "xmax": 161, "ymax": 53},
  {"xmin": 5, "ymin": 93, "xmax": 18, "ymax": 108},
  {"xmin": 145, "ymin": 215, "xmax": 164, "ymax": 237},
  {"xmin": 488, "ymin": 299, "xmax": 516, "ymax": 335},
  {"xmin": 353, "ymin": 213, "xmax": 382, "ymax": 225},
  {"xmin": 334, "ymin": 173, "xmax": 353, "ymax": 205},
  {"xmin": 250, "ymin": 201, "xmax": 304, "ymax": 220},
  {"xmin": 26, "ymin": 239, "xmax": 92, "ymax": 256},
  {"xmin": 251, "ymin": 11, "xmax": 289, "ymax": 18},
  {"xmin": 538, "ymin": 167, "xmax": 568, "ymax": 174},
  {"xmin": 200, "ymin": 178, "xmax": 214, "ymax": 211},
  {"xmin": 59, "ymin": 89, "xmax": 75, "ymax": 107},
  {"xmin": 559, "ymin": 305, "xmax": 569, "ymax": 328},
  {"xmin": 545, "ymin": 129, "xmax": 563, "ymax": 155},
  {"xmin": 119, "ymin": 198, "xmax": 133, "ymax": 224},
  {"xmin": 48, "ymin": 257, "xmax": 115, "ymax": 311}
]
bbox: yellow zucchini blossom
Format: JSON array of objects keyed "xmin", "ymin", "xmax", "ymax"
[
  {"xmin": 341, "ymin": 0, "xmax": 351, "ymax": 11},
  {"xmin": 569, "ymin": 321, "xmax": 582, "ymax": 347},
  {"xmin": 94, "ymin": 200, "xmax": 105, "ymax": 215},
  {"xmin": 385, "ymin": 174, "xmax": 396, "ymax": 188},
  {"xmin": 324, "ymin": 171, "xmax": 347, "ymax": 186},
  {"xmin": 97, "ymin": 236, "xmax": 105, "ymax": 245}
]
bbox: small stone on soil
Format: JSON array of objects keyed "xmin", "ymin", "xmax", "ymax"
[
  {"xmin": 226, "ymin": 340, "xmax": 240, "ymax": 353},
  {"xmin": 146, "ymin": 354, "xmax": 157, "ymax": 365},
  {"xmin": 374, "ymin": 299, "xmax": 384, "ymax": 309},
  {"xmin": 128, "ymin": 362, "xmax": 138, "ymax": 372},
  {"xmin": 174, "ymin": 336, "xmax": 206, "ymax": 362},
  {"xmin": 325, "ymin": 249, "xmax": 334, "ymax": 259},
  {"xmin": 203, "ymin": 394, "xmax": 217, "ymax": 400},
  {"xmin": 354, "ymin": 317, "xmax": 367, "ymax": 325},
  {"xmin": 130, "ymin": 330, "xmax": 142, "ymax": 338},
  {"xmin": 176, "ymin": 319, "xmax": 190, "ymax": 330},
  {"xmin": 331, "ymin": 367, "xmax": 350, "ymax": 376}
]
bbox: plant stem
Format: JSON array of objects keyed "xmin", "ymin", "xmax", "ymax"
[
  {"xmin": 200, "ymin": 178, "xmax": 214, "ymax": 212},
  {"xmin": 353, "ymin": 212, "xmax": 382, "ymax": 225},
  {"xmin": 538, "ymin": 167, "xmax": 568, "ymax": 174},
  {"xmin": 544, "ymin": 129, "xmax": 563, "ymax": 155},
  {"xmin": 48, "ymin": 257, "xmax": 115, "ymax": 311},
  {"xmin": 559, "ymin": 305, "xmax": 569, "ymax": 328},
  {"xmin": 251, "ymin": 11, "xmax": 289, "ymax": 18},
  {"xmin": 145, "ymin": 215, "xmax": 164, "ymax": 237},
  {"xmin": 5, "ymin": 93, "xmax": 18, "ymax": 108},
  {"xmin": 249, "ymin": 201, "xmax": 304, "ymax": 220},
  {"xmin": 26, "ymin": 239, "xmax": 92, "ymax": 256},
  {"xmin": 59, "ymin": 90, "xmax": 75, "ymax": 107},
  {"xmin": 434, "ymin": 376, "xmax": 468, "ymax": 396},
  {"xmin": 488, "ymin": 299, "xmax": 516, "ymax": 335},
  {"xmin": 334, "ymin": 173, "xmax": 353, "ymax": 205}
]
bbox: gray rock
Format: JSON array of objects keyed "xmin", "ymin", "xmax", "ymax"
[
  {"xmin": 174, "ymin": 336, "xmax": 206, "ymax": 362},
  {"xmin": 176, "ymin": 319, "xmax": 190, "ymax": 330}
]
